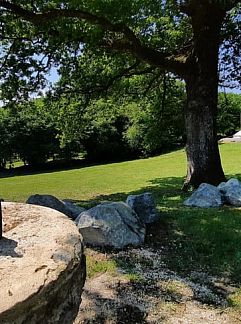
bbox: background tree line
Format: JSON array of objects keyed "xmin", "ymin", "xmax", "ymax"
[{"xmin": 0, "ymin": 74, "xmax": 240, "ymax": 169}]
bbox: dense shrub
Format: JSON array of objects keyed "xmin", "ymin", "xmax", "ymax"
[{"xmin": 1, "ymin": 87, "xmax": 240, "ymax": 169}]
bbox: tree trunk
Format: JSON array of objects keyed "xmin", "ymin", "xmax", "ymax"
[
  {"xmin": 183, "ymin": 76, "xmax": 226, "ymax": 189},
  {"xmin": 183, "ymin": 5, "xmax": 226, "ymax": 190}
]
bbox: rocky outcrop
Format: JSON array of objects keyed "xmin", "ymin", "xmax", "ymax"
[
  {"xmin": 126, "ymin": 192, "xmax": 160, "ymax": 223},
  {"xmin": 76, "ymin": 202, "xmax": 145, "ymax": 249},
  {"xmin": 26, "ymin": 194, "xmax": 84, "ymax": 220},
  {"xmin": 184, "ymin": 183, "xmax": 222, "ymax": 208},
  {"xmin": 0, "ymin": 202, "xmax": 86, "ymax": 324}
]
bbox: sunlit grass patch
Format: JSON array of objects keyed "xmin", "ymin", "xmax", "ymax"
[
  {"xmin": 228, "ymin": 288, "xmax": 241, "ymax": 309},
  {"xmin": 124, "ymin": 272, "xmax": 144, "ymax": 283},
  {"xmin": 86, "ymin": 254, "xmax": 117, "ymax": 278}
]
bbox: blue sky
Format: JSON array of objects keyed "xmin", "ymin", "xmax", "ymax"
[{"xmin": 46, "ymin": 67, "xmax": 59, "ymax": 85}]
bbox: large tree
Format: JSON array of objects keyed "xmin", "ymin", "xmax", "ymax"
[{"xmin": 0, "ymin": 0, "xmax": 240, "ymax": 188}]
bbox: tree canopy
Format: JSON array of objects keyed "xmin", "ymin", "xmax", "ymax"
[
  {"xmin": 0, "ymin": 1, "xmax": 239, "ymax": 100},
  {"xmin": 0, "ymin": 0, "xmax": 240, "ymax": 188}
]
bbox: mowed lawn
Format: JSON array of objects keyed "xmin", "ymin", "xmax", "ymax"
[
  {"xmin": 0, "ymin": 148, "xmax": 187, "ymax": 203},
  {"xmin": 2, "ymin": 143, "xmax": 241, "ymax": 311},
  {"xmin": 1, "ymin": 143, "xmax": 241, "ymax": 203}
]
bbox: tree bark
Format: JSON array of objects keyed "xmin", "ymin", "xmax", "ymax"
[
  {"xmin": 182, "ymin": 4, "xmax": 226, "ymax": 190},
  {"xmin": 183, "ymin": 76, "xmax": 226, "ymax": 189}
]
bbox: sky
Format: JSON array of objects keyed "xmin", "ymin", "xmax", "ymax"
[{"xmin": 46, "ymin": 67, "xmax": 59, "ymax": 85}]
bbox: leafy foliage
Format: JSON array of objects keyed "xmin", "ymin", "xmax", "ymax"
[
  {"xmin": 0, "ymin": 99, "xmax": 80, "ymax": 167},
  {"xmin": 1, "ymin": 81, "xmax": 240, "ymax": 169},
  {"xmin": 0, "ymin": 1, "xmax": 240, "ymax": 103},
  {"xmin": 217, "ymin": 92, "xmax": 241, "ymax": 136}
]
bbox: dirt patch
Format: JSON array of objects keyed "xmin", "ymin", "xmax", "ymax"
[{"xmin": 75, "ymin": 246, "xmax": 241, "ymax": 324}]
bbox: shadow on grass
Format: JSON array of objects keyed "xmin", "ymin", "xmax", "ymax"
[
  {"xmin": 79, "ymin": 289, "xmax": 149, "ymax": 323},
  {"xmin": 77, "ymin": 175, "xmax": 241, "ymax": 285},
  {"xmin": 0, "ymin": 159, "xmax": 95, "ymax": 179},
  {"xmin": 70, "ymin": 176, "xmax": 187, "ymax": 209},
  {"xmin": 0, "ymin": 155, "xmax": 147, "ymax": 179}
]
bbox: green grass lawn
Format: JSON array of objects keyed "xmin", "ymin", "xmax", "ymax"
[
  {"xmin": 1, "ymin": 143, "xmax": 241, "ymax": 203},
  {"xmin": 0, "ymin": 148, "xmax": 186, "ymax": 203},
  {"xmin": 2, "ymin": 143, "xmax": 241, "ymax": 294}
]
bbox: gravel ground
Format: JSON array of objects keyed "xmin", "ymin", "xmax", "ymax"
[{"xmin": 74, "ymin": 246, "xmax": 240, "ymax": 324}]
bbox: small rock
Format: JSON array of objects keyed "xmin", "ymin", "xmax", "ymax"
[
  {"xmin": 75, "ymin": 214, "xmax": 82, "ymax": 224},
  {"xmin": 217, "ymin": 182, "xmax": 227, "ymax": 191},
  {"xmin": 62, "ymin": 200, "xmax": 86, "ymax": 220},
  {"xmin": 26, "ymin": 194, "xmax": 75, "ymax": 219},
  {"xmin": 217, "ymin": 182, "xmax": 228, "ymax": 203},
  {"xmin": 126, "ymin": 192, "xmax": 160, "ymax": 223},
  {"xmin": 184, "ymin": 183, "xmax": 222, "ymax": 208},
  {"xmin": 218, "ymin": 178, "xmax": 240, "ymax": 192},
  {"xmin": 218, "ymin": 178, "xmax": 241, "ymax": 206},
  {"xmin": 77, "ymin": 202, "xmax": 145, "ymax": 249}
]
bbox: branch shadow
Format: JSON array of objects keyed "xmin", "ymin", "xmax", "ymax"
[
  {"xmin": 0, "ymin": 156, "xmax": 142, "ymax": 179},
  {"xmin": 75, "ymin": 175, "xmax": 241, "ymax": 285},
  {"xmin": 71, "ymin": 176, "xmax": 187, "ymax": 209},
  {"xmin": 78, "ymin": 283, "xmax": 150, "ymax": 323},
  {"xmin": 0, "ymin": 237, "xmax": 23, "ymax": 258}
]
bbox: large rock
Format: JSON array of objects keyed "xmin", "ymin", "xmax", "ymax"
[
  {"xmin": 218, "ymin": 178, "xmax": 241, "ymax": 206},
  {"xmin": 26, "ymin": 194, "xmax": 81, "ymax": 220},
  {"xmin": 77, "ymin": 202, "xmax": 145, "ymax": 248},
  {"xmin": 0, "ymin": 202, "xmax": 86, "ymax": 324},
  {"xmin": 184, "ymin": 183, "xmax": 222, "ymax": 208},
  {"xmin": 126, "ymin": 192, "xmax": 160, "ymax": 223},
  {"xmin": 62, "ymin": 199, "xmax": 86, "ymax": 219}
]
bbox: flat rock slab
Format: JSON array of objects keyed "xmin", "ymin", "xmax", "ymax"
[{"xmin": 0, "ymin": 202, "xmax": 86, "ymax": 324}]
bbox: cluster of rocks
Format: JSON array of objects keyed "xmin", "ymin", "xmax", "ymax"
[
  {"xmin": 184, "ymin": 178, "xmax": 241, "ymax": 208},
  {"xmin": 26, "ymin": 192, "xmax": 160, "ymax": 249}
]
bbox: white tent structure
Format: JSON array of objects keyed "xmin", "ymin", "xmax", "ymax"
[
  {"xmin": 233, "ymin": 130, "xmax": 241, "ymax": 138},
  {"xmin": 219, "ymin": 130, "xmax": 241, "ymax": 143}
]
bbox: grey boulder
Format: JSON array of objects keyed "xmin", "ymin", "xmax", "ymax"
[
  {"xmin": 218, "ymin": 178, "xmax": 241, "ymax": 206},
  {"xmin": 76, "ymin": 202, "xmax": 145, "ymax": 249},
  {"xmin": 62, "ymin": 199, "xmax": 86, "ymax": 219},
  {"xmin": 126, "ymin": 192, "xmax": 160, "ymax": 223},
  {"xmin": 217, "ymin": 181, "xmax": 227, "ymax": 192},
  {"xmin": 184, "ymin": 183, "xmax": 222, "ymax": 208},
  {"xmin": 26, "ymin": 194, "xmax": 80, "ymax": 219}
]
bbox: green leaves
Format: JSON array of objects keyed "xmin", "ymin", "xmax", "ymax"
[
  {"xmin": 0, "ymin": 0, "xmax": 191, "ymax": 102},
  {"xmin": 0, "ymin": 0, "xmax": 239, "ymax": 102},
  {"xmin": 217, "ymin": 92, "xmax": 241, "ymax": 136}
]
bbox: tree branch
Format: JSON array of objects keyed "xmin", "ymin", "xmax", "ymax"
[
  {"xmin": 56, "ymin": 61, "xmax": 157, "ymax": 99},
  {"xmin": 179, "ymin": 0, "xmax": 240, "ymax": 15},
  {"xmin": 223, "ymin": 0, "xmax": 241, "ymax": 12},
  {"xmin": 0, "ymin": 0, "xmax": 187, "ymax": 76}
]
